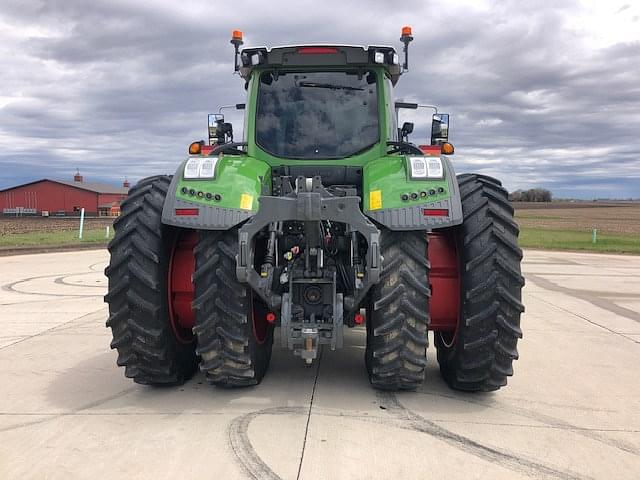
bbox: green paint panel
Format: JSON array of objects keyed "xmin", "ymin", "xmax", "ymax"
[
  {"xmin": 175, "ymin": 155, "xmax": 270, "ymax": 212},
  {"xmin": 174, "ymin": 64, "xmax": 453, "ymax": 219},
  {"xmin": 363, "ymin": 156, "xmax": 450, "ymax": 211}
]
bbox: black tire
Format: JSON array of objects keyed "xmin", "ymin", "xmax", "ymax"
[
  {"xmin": 435, "ymin": 174, "xmax": 525, "ymax": 392},
  {"xmin": 192, "ymin": 229, "xmax": 274, "ymax": 387},
  {"xmin": 105, "ymin": 175, "xmax": 198, "ymax": 385},
  {"xmin": 365, "ymin": 230, "xmax": 430, "ymax": 390}
]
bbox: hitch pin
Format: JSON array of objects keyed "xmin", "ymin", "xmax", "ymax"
[{"xmin": 304, "ymin": 337, "xmax": 314, "ymax": 366}]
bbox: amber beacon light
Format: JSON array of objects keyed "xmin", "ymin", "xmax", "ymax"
[
  {"xmin": 441, "ymin": 142, "xmax": 455, "ymax": 155},
  {"xmin": 400, "ymin": 25, "xmax": 413, "ymax": 70},
  {"xmin": 231, "ymin": 29, "xmax": 244, "ymax": 72},
  {"xmin": 188, "ymin": 141, "xmax": 203, "ymax": 155}
]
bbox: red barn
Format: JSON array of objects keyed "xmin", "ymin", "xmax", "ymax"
[{"xmin": 0, "ymin": 172, "xmax": 129, "ymax": 217}]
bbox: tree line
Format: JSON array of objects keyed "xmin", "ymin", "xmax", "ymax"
[{"xmin": 509, "ymin": 188, "xmax": 552, "ymax": 202}]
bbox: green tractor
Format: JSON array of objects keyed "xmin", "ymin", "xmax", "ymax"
[{"xmin": 105, "ymin": 27, "xmax": 524, "ymax": 392}]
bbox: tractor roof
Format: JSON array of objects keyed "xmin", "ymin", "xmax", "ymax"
[{"xmin": 239, "ymin": 44, "xmax": 402, "ymax": 85}]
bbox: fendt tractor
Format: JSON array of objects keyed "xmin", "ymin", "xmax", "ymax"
[{"xmin": 105, "ymin": 27, "xmax": 524, "ymax": 392}]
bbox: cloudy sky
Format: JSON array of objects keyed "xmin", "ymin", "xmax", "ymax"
[{"xmin": 1, "ymin": 0, "xmax": 639, "ymax": 198}]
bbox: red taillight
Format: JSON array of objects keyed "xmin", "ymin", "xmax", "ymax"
[
  {"xmin": 423, "ymin": 208, "xmax": 449, "ymax": 217},
  {"xmin": 297, "ymin": 47, "xmax": 338, "ymax": 54},
  {"xmin": 418, "ymin": 145, "xmax": 442, "ymax": 156},
  {"xmin": 175, "ymin": 208, "xmax": 199, "ymax": 216}
]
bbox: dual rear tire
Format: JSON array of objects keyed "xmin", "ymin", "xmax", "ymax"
[
  {"xmin": 105, "ymin": 176, "xmax": 273, "ymax": 387},
  {"xmin": 434, "ymin": 174, "xmax": 524, "ymax": 391},
  {"xmin": 192, "ymin": 230, "xmax": 274, "ymax": 386},
  {"xmin": 365, "ymin": 174, "xmax": 524, "ymax": 392},
  {"xmin": 105, "ymin": 176, "xmax": 198, "ymax": 385}
]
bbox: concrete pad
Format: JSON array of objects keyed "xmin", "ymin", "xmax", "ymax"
[
  {"xmin": 0, "ymin": 321, "xmax": 70, "ymax": 336},
  {"xmin": 298, "ymin": 414, "xmax": 532, "ymax": 480},
  {"xmin": 1, "ymin": 249, "xmax": 639, "ymax": 479},
  {"xmin": 0, "ymin": 336, "xmax": 27, "ymax": 348},
  {"xmin": 0, "ymin": 414, "xmax": 251, "ymax": 480}
]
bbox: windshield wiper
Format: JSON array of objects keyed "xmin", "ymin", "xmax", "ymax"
[{"xmin": 298, "ymin": 82, "xmax": 364, "ymax": 91}]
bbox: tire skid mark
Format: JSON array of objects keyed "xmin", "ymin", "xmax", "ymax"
[
  {"xmin": 2, "ymin": 272, "xmax": 103, "ymax": 298},
  {"xmin": 89, "ymin": 261, "xmax": 107, "ymax": 272},
  {"xmin": 376, "ymin": 391, "xmax": 592, "ymax": 480},
  {"xmin": 54, "ymin": 274, "xmax": 105, "ymax": 289},
  {"xmin": 417, "ymin": 389, "xmax": 640, "ymax": 455},
  {"xmin": 3, "ymin": 273, "xmax": 69, "ymax": 293},
  {"xmin": 227, "ymin": 396, "xmax": 597, "ymax": 480},
  {"xmin": 1, "ymin": 297, "xmax": 79, "ymax": 306},
  {"xmin": 3, "ymin": 393, "xmax": 627, "ymax": 480},
  {"xmin": 527, "ymin": 274, "xmax": 640, "ymax": 323},
  {"xmin": 228, "ymin": 406, "xmax": 305, "ymax": 480},
  {"xmin": 529, "ymin": 292, "xmax": 640, "ymax": 345}
]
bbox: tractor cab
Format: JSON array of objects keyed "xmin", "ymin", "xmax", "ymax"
[
  {"xmin": 196, "ymin": 29, "xmax": 453, "ymax": 159},
  {"xmin": 238, "ymin": 42, "xmax": 402, "ymax": 161}
]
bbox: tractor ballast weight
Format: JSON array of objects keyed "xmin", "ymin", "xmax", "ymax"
[{"xmin": 105, "ymin": 27, "xmax": 524, "ymax": 392}]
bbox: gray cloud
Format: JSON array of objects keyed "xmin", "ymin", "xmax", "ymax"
[{"xmin": 1, "ymin": 0, "xmax": 639, "ymax": 198}]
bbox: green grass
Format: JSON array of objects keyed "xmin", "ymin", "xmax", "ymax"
[
  {"xmin": 519, "ymin": 227, "xmax": 640, "ymax": 254},
  {"xmin": 2, "ymin": 225, "xmax": 638, "ymax": 255},
  {"xmin": 0, "ymin": 228, "xmax": 113, "ymax": 249}
]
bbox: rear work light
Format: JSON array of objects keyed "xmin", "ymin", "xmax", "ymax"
[
  {"xmin": 250, "ymin": 52, "xmax": 264, "ymax": 66},
  {"xmin": 408, "ymin": 156, "xmax": 444, "ymax": 180},
  {"xmin": 183, "ymin": 157, "xmax": 219, "ymax": 179},
  {"xmin": 423, "ymin": 208, "xmax": 449, "ymax": 217},
  {"xmin": 371, "ymin": 49, "xmax": 396, "ymax": 65},
  {"xmin": 297, "ymin": 47, "xmax": 338, "ymax": 54}
]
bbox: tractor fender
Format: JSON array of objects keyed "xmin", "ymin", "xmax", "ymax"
[
  {"xmin": 363, "ymin": 156, "xmax": 463, "ymax": 230},
  {"xmin": 161, "ymin": 156, "xmax": 270, "ymax": 230}
]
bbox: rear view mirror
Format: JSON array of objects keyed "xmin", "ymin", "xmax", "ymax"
[
  {"xmin": 400, "ymin": 122, "xmax": 414, "ymax": 140},
  {"xmin": 431, "ymin": 113, "xmax": 449, "ymax": 145},
  {"xmin": 208, "ymin": 114, "xmax": 224, "ymax": 145}
]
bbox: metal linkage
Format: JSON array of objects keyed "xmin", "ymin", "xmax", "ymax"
[{"xmin": 236, "ymin": 176, "xmax": 381, "ymax": 311}]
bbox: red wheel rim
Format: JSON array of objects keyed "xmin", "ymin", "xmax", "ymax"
[
  {"xmin": 251, "ymin": 292, "xmax": 270, "ymax": 344},
  {"xmin": 428, "ymin": 231, "xmax": 460, "ymax": 345},
  {"xmin": 251, "ymin": 291, "xmax": 271, "ymax": 344},
  {"xmin": 167, "ymin": 230, "xmax": 197, "ymax": 344}
]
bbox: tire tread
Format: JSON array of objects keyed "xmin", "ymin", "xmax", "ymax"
[
  {"xmin": 366, "ymin": 231, "xmax": 430, "ymax": 391},
  {"xmin": 436, "ymin": 174, "xmax": 524, "ymax": 392},
  {"xmin": 104, "ymin": 175, "xmax": 197, "ymax": 386}
]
